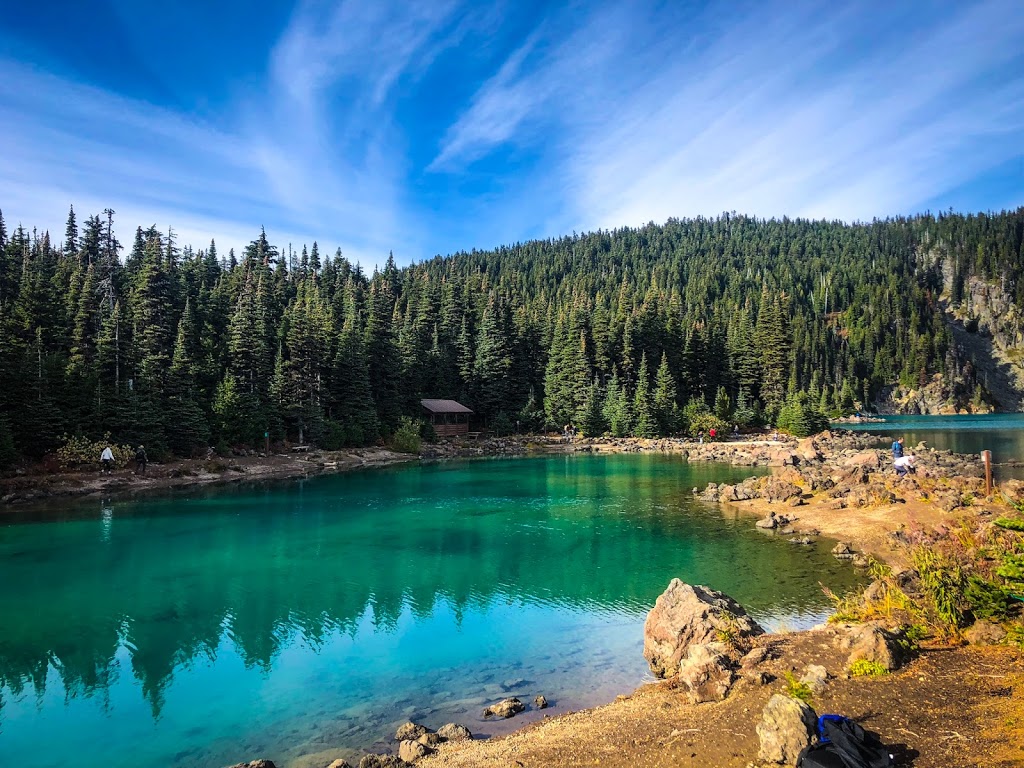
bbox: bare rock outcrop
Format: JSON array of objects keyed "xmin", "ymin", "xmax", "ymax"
[{"xmin": 643, "ymin": 579, "xmax": 763, "ymax": 679}]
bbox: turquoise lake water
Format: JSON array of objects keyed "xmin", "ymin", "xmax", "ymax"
[{"xmin": 0, "ymin": 454, "xmax": 862, "ymax": 768}]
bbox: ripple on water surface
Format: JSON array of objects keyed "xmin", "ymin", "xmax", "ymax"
[{"xmin": 0, "ymin": 453, "xmax": 862, "ymax": 768}]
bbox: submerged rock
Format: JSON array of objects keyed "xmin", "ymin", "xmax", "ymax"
[
  {"xmin": 643, "ymin": 579, "xmax": 763, "ymax": 678},
  {"xmin": 534, "ymin": 694, "xmax": 549, "ymax": 709},
  {"xmin": 483, "ymin": 697, "xmax": 525, "ymax": 718}
]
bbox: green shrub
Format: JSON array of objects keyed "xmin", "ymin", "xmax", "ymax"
[
  {"xmin": 783, "ymin": 671, "xmax": 814, "ymax": 704},
  {"xmin": 912, "ymin": 547, "xmax": 970, "ymax": 632},
  {"xmin": 994, "ymin": 517, "xmax": 1024, "ymax": 532},
  {"xmin": 849, "ymin": 659, "xmax": 888, "ymax": 677},
  {"xmin": 965, "ymin": 576, "xmax": 1014, "ymax": 621},
  {"xmin": 1007, "ymin": 625, "xmax": 1024, "ymax": 650},
  {"xmin": 55, "ymin": 434, "xmax": 135, "ymax": 470},
  {"xmin": 491, "ymin": 411, "xmax": 514, "ymax": 437},
  {"xmin": 687, "ymin": 412, "xmax": 729, "ymax": 439},
  {"xmin": 390, "ymin": 417, "xmax": 422, "ymax": 454}
]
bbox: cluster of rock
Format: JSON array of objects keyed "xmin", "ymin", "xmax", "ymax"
[
  {"xmin": 420, "ymin": 437, "xmax": 530, "ymax": 460},
  {"xmin": 642, "ymin": 577, "xmax": 921, "ymax": 765},
  {"xmin": 693, "ymin": 433, "xmax": 990, "ymax": 517}
]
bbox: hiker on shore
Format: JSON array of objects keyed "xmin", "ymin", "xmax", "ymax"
[
  {"xmin": 563, "ymin": 423, "xmax": 572, "ymax": 443},
  {"xmin": 733, "ymin": 424, "xmax": 739, "ymax": 437},
  {"xmin": 894, "ymin": 452, "xmax": 917, "ymax": 478},
  {"xmin": 100, "ymin": 445, "xmax": 114, "ymax": 475},
  {"xmin": 698, "ymin": 429, "xmax": 704, "ymax": 445},
  {"xmin": 892, "ymin": 437, "xmax": 904, "ymax": 460},
  {"xmin": 134, "ymin": 445, "xmax": 148, "ymax": 475}
]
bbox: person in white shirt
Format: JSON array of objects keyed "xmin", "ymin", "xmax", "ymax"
[
  {"xmin": 894, "ymin": 453, "xmax": 917, "ymax": 478},
  {"xmin": 100, "ymin": 446, "xmax": 114, "ymax": 475}
]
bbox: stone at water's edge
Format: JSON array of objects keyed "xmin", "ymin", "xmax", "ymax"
[
  {"xmin": 643, "ymin": 579, "xmax": 763, "ymax": 678},
  {"xmin": 395, "ymin": 722, "xmax": 429, "ymax": 741},
  {"xmin": 436, "ymin": 723, "xmax": 473, "ymax": 741},
  {"xmin": 757, "ymin": 694, "xmax": 818, "ymax": 765},
  {"xmin": 398, "ymin": 739, "xmax": 432, "ymax": 763}
]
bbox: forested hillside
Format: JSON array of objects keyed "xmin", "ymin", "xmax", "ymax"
[{"xmin": 0, "ymin": 207, "xmax": 1022, "ymax": 464}]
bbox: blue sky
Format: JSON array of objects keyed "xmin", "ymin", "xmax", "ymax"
[{"xmin": 0, "ymin": 0, "xmax": 1022, "ymax": 267}]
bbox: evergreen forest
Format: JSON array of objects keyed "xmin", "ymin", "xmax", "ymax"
[{"xmin": 1, "ymin": 206, "xmax": 1023, "ymax": 464}]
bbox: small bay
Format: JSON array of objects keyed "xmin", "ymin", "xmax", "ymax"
[{"xmin": 0, "ymin": 454, "xmax": 860, "ymax": 768}]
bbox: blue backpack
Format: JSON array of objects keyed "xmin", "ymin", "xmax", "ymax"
[{"xmin": 797, "ymin": 715, "xmax": 893, "ymax": 768}]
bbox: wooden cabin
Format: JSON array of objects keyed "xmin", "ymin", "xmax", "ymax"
[{"xmin": 420, "ymin": 399, "xmax": 474, "ymax": 437}]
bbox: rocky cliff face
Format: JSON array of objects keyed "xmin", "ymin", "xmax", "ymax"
[{"xmin": 874, "ymin": 249, "xmax": 1024, "ymax": 414}]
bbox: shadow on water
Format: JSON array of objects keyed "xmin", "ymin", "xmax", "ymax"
[{"xmin": 0, "ymin": 454, "xmax": 862, "ymax": 768}]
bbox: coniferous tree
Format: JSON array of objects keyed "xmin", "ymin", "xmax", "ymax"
[
  {"xmin": 653, "ymin": 352, "xmax": 679, "ymax": 435},
  {"xmin": 632, "ymin": 353, "xmax": 657, "ymax": 438}
]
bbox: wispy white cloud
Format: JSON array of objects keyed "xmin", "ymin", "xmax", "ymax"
[
  {"xmin": 1, "ymin": 0, "xmax": 1021, "ymax": 268},
  {"xmin": 435, "ymin": 0, "xmax": 1024, "ymax": 234}
]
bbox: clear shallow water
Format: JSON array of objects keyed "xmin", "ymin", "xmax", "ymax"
[
  {"xmin": 844, "ymin": 413, "xmax": 1024, "ymax": 477},
  {"xmin": 0, "ymin": 454, "xmax": 861, "ymax": 768}
]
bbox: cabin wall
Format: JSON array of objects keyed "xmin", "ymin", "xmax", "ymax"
[{"xmin": 434, "ymin": 423, "xmax": 470, "ymax": 437}]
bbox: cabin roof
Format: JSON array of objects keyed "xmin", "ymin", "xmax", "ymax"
[{"xmin": 420, "ymin": 398, "xmax": 474, "ymax": 414}]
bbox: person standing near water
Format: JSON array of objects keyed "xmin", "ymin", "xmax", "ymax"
[
  {"xmin": 134, "ymin": 445, "xmax": 148, "ymax": 475},
  {"xmin": 892, "ymin": 437, "xmax": 904, "ymax": 460},
  {"xmin": 100, "ymin": 445, "xmax": 114, "ymax": 475}
]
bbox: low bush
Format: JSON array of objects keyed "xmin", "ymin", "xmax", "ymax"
[
  {"xmin": 390, "ymin": 417, "xmax": 423, "ymax": 454},
  {"xmin": 849, "ymin": 659, "xmax": 888, "ymax": 677},
  {"xmin": 783, "ymin": 671, "xmax": 814, "ymax": 703},
  {"xmin": 55, "ymin": 434, "xmax": 135, "ymax": 470}
]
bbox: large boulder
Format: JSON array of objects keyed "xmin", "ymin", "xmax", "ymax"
[
  {"xmin": 761, "ymin": 477, "xmax": 803, "ymax": 503},
  {"xmin": 757, "ymin": 694, "xmax": 818, "ymax": 765},
  {"xmin": 436, "ymin": 723, "xmax": 473, "ymax": 742},
  {"xmin": 327, "ymin": 761, "xmax": 353, "ymax": 768},
  {"xmin": 796, "ymin": 438, "xmax": 823, "ymax": 463},
  {"xmin": 838, "ymin": 622, "xmax": 910, "ymax": 671},
  {"xmin": 676, "ymin": 643, "xmax": 735, "ymax": 703},
  {"xmin": 643, "ymin": 580, "xmax": 763, "ymax": 678}
]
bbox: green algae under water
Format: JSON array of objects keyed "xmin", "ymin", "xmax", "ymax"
[{"xmin": 0, "ymin": 454, "xmax": 861, "ymax": 768}]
